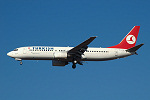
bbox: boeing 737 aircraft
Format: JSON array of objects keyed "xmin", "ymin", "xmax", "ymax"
[{"xmin": 7, "ymin": 26, "xmax": 144, "ymax": 69}]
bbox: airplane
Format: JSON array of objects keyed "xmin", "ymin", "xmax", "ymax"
[{"xmin": 7, "ymin": 26, "xmax": 144, "ymax": 69}]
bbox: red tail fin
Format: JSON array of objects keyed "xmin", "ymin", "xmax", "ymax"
[{"xmin": 108, "ymin": 26, "xmax": 140, "ymax": 49}]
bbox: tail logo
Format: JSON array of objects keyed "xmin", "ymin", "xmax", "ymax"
[{"xmin": 126, "ymin": 35, "xmax": 136, "ymax": 44}]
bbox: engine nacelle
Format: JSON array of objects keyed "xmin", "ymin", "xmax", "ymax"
[
  {"xmin": 54, "ymin": 52, "xmax": 67, "ymax": 59},
  {"xmin": 52, "ymin": 60, "xmax": 68, "ymax": 66}
]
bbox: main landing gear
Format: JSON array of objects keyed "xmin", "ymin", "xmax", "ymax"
[
  {"xmin": 72, "ymin": 60, "xmax": 84, "ymax": 69},
  {"xmin": 72, "ymin": 60, "xmax": 77, "ymax": 69},
  {"xmin": 72, "ymin": 64, "xmax": 76, "ymax": 69}
]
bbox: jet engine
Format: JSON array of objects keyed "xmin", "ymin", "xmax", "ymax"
[
  {"xmin": 52, "ymin": 60, "xmax": 68, "ymax": 66},
  {"xmin": 54, "ymin": 52, "xmax": 67, "ymax": 59}
]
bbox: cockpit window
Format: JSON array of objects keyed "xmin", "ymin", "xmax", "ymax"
[{"xmin": 13, "ymin": 49, "xmax": 18, "ymax": 51}]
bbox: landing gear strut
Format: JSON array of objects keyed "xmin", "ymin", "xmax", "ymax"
[
  {"xmin": 20, "ymin": 61, "xmax": 23, "ymax": 65},
  {"xmin": 72, "ymin": 60, "xmax": 77, "ymax": 69}
]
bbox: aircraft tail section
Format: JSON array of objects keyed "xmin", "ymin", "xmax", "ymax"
[{"xmin": 108, "ymin": 26, "xmax": 140, "ymax": 49}]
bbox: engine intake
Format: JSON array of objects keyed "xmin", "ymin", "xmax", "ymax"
[{"xmin": 54, "ymin": 52, "xmax": 67, "ymax": 59}]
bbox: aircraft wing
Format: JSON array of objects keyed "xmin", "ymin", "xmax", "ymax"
[{"xmin": 68, "ymin": 36, "xmax": 97, "ymax": 57}]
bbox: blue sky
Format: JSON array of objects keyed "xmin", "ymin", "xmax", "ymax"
[{"xmin": 0, "ymin": 0, "xmax": 150, "ymax": 100}]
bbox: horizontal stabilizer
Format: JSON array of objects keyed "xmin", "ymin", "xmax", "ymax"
[{"xmin": 126, "ymin": 43, "xmax": 144, "ymax": 52}]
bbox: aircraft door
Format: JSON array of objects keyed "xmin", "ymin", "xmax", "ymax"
[
  {"xmin": 23, "ymin": 48, "xmax": 27, "ymax": 54},
  {"xmin": 115, "ymin": 51, "xmax": 118, "ymax": 56}
]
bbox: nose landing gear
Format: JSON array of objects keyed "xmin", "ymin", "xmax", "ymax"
[
  {"xmin": 15, "ymin": 58, "xmax": 22, "ymax": 65},
  {"xmin": 20, "ymin": 61, "xmax": 23, "ymax": 65}
]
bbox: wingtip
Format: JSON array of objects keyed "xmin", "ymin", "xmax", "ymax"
[
  {"xmin": 91, "ymin": 36, "xmax": 98, "ymax": 38},
  {"xmin": 134, "ymin": 26, "xmax": 140, "ymax": 28}
]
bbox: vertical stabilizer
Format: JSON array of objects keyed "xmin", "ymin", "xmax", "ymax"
[{"xmin": 108, "ymin": 26, "xmax": 140, "ymax": 49}]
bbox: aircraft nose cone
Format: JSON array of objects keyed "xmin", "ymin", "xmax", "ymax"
[{"xmin": 7, "ymin": 52, "xmax": 12, "ymax": 57}]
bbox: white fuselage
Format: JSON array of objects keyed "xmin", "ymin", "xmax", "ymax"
[
  {"xmin": 7, "ymin": 46, "xmax": 133, "ymax": 62},
  {"xmin": 7, "ymin": 26, "xmax": 143, "ymax": 68}
]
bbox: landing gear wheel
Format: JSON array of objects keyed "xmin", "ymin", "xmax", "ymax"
[
  {"xmin": 72, "ymin": 64, "xmax": 76, "ymax": 69},
  {"xmin": 20, "ymin": 61, "xmax": 23, "ymax": 65}
]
